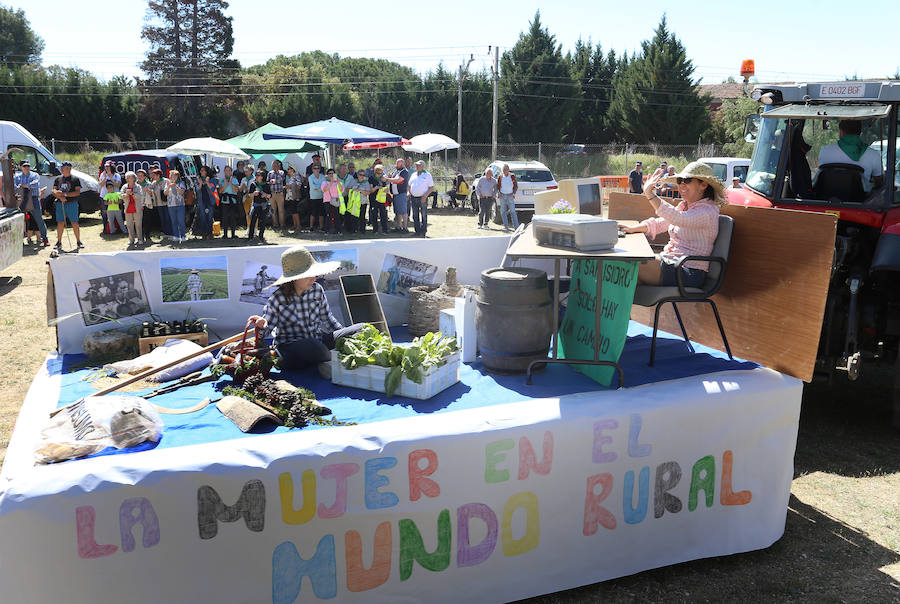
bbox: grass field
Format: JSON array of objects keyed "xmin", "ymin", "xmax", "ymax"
[
  {"xmin": 160, "ymin": 268, "xmax": 228, "ymax": 302},
  {"xmin": 0, "ymin": 210, "xmax": 897, "ymax": 601}
]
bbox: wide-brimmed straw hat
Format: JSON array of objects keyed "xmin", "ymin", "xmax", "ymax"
[
  {"xmin": 269, "ymin": 246, "xmax": 340, "ymax": 288},
  {"xmin": 660, "ymin": 161, "xmax": 727, "ymax": 206}
]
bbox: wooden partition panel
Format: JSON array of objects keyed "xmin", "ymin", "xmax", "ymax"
[
  {"xmin": 608, "ymin": 195, "xmax": 837, "ymax": 382},
  {"xmin": 608, "ymin": 192, "xmax": 669, "ymax": 245}
]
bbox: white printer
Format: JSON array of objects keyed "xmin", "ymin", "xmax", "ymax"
[{"xmin": 531, "ymin": 214, "xmax": 620, "ymax": 252}]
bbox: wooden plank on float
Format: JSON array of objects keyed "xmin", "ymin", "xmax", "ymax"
[{"xmin": 608, "ymin": 196, "xmax": 836, "ymax": 382}]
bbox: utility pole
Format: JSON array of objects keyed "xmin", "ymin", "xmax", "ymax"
[
  {"xmin": 457, "ymin": 54, "xmax": 475, "ymax": 168},
  {"xmin": 491, "ymin": 45, "xmax": 499, "ymax": 162}
]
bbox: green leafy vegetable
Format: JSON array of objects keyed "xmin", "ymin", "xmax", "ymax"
[{"xmin": 335, "ymin": 326, "xmax": 458, "ymax": 396}]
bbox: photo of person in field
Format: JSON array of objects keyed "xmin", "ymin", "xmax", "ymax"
[{"xmin": 160, "ymin": 256, "xmax": 229, "ymax": 303}]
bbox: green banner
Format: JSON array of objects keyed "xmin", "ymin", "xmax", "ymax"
[{"xmin": 558, "ymin": 259, "xmax": 638, "ymax": 386}]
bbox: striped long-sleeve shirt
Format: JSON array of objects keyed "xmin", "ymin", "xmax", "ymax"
[{"xmin": 640, "ymin": 198, "xmax": 720, "ymax": 271}]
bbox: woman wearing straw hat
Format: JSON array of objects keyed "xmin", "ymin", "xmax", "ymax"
[
  {"xmin": 619, "ymin": 161, "xmax": 727, "ymax": 288},
  {"xmin": 248, "ymin": 246, "xmax": 366, "ymax": 370}
]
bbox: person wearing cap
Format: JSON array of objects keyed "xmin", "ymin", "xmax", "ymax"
[
  {"xmin": 407, "ymin": 160, "xmax": 434, "ymax": 237},
  {"xmin": 385, "ymin": 158, "xmax": 409, "ymax": 232},
  {"xmin": 628, "ymin": 161, "xmax": 643, "ymax": 194},
  {"xmin": 248, "ymin": 246, "xmax": 366, "ymax": 370},
  {"xmin": 305, "ymin": 154, "xmax": 323, "ymax": 177},
  {"xmin": 14, "ymin": 160, "xmax": 48, "ymax": 246},
  {"xmin": 729, "ymin": 176, "xmax": 743, "ymax": 190},
  {"xmin": 620, "ymin": 161, "xmax": 726, "ymax": 288},
  {"xmin": 51, "ymin": 161, "xmax": 84, "ymax": 249},
  {"xmin": 187, "ymin": 268, "xmax": 203, "ymax": 302}
]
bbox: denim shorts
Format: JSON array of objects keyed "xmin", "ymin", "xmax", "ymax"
[
  {"xmin": 393, "ymin": 193, "xmax": 408, "ymax": 215},
  {"xmin": 55, "ymin": 201, "xmax": 79, "ymax": 224},
  {"xmin": 660, "ymin": 260, "xmax": 707, "ymax": 288}
]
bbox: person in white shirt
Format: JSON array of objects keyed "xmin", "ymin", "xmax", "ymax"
[
  {"xmin": 497, "ymin": 163, "xmax": 519, "ymax": 230},
  {"xmin": 187, "ymin": 269, "xmax": 203, "ymax": 301},
  {"xmin": 407, "ymin": 160, "xmax": 435, "ymax": 237},
  {"xmin": 817, "ymin": 119, "xmax": 883, "ymax": 193}
]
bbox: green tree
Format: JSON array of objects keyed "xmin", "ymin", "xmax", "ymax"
[
  {"xmin": 138, "ymin": 0, "xmax": 240, "ymax": 136},
  {"xmin": 499, "ymin": 11, "xmax": 579, "ymax": 143},
  {"xmin": 568, "ymin": 39, "xmax": 618, "ymax": 143},
  {"xmin": 0, "ymin": 4, "xmax": 44, "ymax": 67},
  {"xmin": 707, "ymin": 95, "xmax": 758, "ymax": 157},
  {"xmin": 608, "ymin": 16, "xmax": 710, "ymax": 144}
]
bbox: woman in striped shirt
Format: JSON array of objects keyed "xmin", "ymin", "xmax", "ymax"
[{"xmin": 620, "ymin": 161, "xmax": 726, "ymax": 288}]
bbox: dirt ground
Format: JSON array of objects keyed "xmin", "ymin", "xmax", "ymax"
[{"xmin": 0, "ymin": 208, "xmax": 898, "ymax": 602}]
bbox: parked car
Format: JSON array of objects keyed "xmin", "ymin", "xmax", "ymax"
[
  {"xmin": 475, "ymin": 160, "xmax": 559, "ymax": 224},
  {"xmin": 0, "ymin": 121, "xmax": 101, "ymax": 214},
  {"xmin": 697, "ymin": 156, "xmax": 751, "ymax": 186},
  {"xmin": 556, "ymin": 144, "xmax": 587, "ymax": 155}
]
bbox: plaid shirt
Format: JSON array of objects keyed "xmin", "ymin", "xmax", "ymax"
[
  {"xmin": 267, "ymin": 170, "xmax": 286, "ymax": 193},
  {"xmin": 262, "ymin": 282, "xmax": 342, "ymax": 346}
]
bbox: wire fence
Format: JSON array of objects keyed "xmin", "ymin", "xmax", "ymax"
[{"xmin": 46, "ymin": 139, "xmax": 726, "ymax": 183}]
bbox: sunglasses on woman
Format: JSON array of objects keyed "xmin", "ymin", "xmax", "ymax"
[{"xmin": 676, "ymin": 177, "xmax": 694, "ymax": 184}]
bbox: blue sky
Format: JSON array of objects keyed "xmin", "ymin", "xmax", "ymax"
[
  {"xmin": 160, "ymin": 255, "xmax": 228, "ymax": 271},
  {"xmin": 7, "ymin": 0, "xmax": 900, "ymax": 83}
]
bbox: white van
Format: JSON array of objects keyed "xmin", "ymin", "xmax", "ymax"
[
  {"xmin": 0, "ymin": 121, "xmax": 100, "ymax": 213},
  {"xmin": 697, "ymin": 156, "xmax": 751, "ymax": 186}
]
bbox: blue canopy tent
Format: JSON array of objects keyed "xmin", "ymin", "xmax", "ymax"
[{"xmin": 262, "ymin": 117, "xmax": 403, "ymax": 145}]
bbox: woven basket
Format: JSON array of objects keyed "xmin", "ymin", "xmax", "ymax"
[{"xmin": 408, "ymin": 267, "xmax": 473, "ymax": 336}]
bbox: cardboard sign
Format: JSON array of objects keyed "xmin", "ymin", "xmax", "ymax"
[{"xmin": 558, "ymin": 259, "xmax": 638, "ymax": 386}]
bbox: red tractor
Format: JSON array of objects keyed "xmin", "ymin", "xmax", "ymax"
[{"xmin": 729, "ymin": 81, "xmax": 900, "ymax": 425}]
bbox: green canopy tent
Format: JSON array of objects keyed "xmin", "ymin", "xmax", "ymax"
[{"xmin": 225, "ymin": 123, "xmax": 326, "ymax": 162}]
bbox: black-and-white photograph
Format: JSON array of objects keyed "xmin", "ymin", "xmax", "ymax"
[
  {"xmin": 240, "ymin": 260, "xmax": 282, "ymax": 305},
  {"xmin": 73, "ymin": 270, "xmax": 152, "ymax": 326}
]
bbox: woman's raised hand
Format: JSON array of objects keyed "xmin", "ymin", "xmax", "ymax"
[{"xmin": 643, "ymin": 168, "xmax": 665, "ymax": 196}]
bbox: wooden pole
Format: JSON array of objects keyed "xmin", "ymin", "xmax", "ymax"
[{"xmin": 93, "ymin": 331, "xmax": 247, "ymax": 396}]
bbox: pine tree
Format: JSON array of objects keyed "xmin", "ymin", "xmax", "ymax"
[
  {"xmin": 499, "ymin": 11, "xmax": 580, "ymax": 143},
  {"xmin": 568, "ymin": 39, "xmax": 618, "ymax": 143},
  {"xmin": 608, "ymin": 16, "xmax": 710, "ymax": 144},
  {"xmin": 0, "ymin": 5, "xmax": 44, "ymax": 67},
  {"xmin": 138, "ymin": 0, "xmax": 239, "ymax": 136}
]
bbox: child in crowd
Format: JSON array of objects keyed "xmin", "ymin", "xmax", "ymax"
[
  {"xmin": 103, "ymin": 180, "xmax": 124, "ymax": 235},
  {"xmin": 247, "ymin": 169, "xmax": 272, "ymax": 242}
]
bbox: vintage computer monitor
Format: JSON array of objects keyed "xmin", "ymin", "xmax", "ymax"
[{"xmin": 533, "ymin": 177, "xmax": 604, "ymax": 215}]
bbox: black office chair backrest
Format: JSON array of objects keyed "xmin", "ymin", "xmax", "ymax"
[
  {"xmin": 815, "ymin": 163, "xmax": 866, "ymax": 202},
  {"xmin": 704, "ymin": 214, "xmax": 734, "ymax": 288}
]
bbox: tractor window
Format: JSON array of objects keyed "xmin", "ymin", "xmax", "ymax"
[{"xmin": 746, "ymin": 117, "xmax": 787, "ymax": 197}]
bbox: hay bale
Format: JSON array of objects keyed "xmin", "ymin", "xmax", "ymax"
[{"xmin": 83, "ymin": 329, "xmax": 137, "ymax": 362}]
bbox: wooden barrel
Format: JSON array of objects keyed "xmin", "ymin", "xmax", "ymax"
[{"xmin": 476, "ymin": 267, "xmax": 552, "ymax": 374}]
